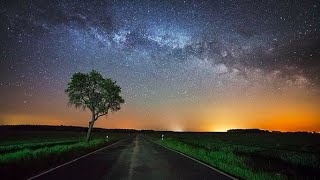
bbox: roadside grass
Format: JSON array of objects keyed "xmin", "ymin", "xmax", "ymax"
[
  {"xmin": 149, "ymin": 132, "xmax": 320, "ymax": 179},
  {"xmin": 0, "ymin": 139, "xmax": 79, "ymax": 154},
  {"xmin": 0, "ymin": 135, "xmax": 124, "ymax": 180},
  {"xmin": 0, "ymin": 138, "xmax": 104, "ymax": 164},
  {"xmin": 182, "ymin": 138, "xmax": 320, "ymax": 169},
  {"xmin": 0, "ymin": 131, "xmax": 85, "ymax": 146},
  {"xmin": 157, "ymin": 138, "xmax": 284, "ymax": 180}
]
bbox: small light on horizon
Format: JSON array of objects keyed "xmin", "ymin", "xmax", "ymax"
[{"xmin": 212, "ymin": 127, "xmax": 232, "ymax": 132}]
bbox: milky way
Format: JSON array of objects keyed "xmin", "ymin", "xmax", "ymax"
[{"xmin": 0, "ymin": 0, "xmax": 320, "ymax": 131}]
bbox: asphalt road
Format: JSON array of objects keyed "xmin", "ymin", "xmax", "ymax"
[{"xmin": 32, "ymin": 135, "xmax": 233, "ymax": 180}]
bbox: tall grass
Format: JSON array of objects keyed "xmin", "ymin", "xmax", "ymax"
[
  {"xmin": 0, "ymin": 137, "xmax": 121, "ymax": 180},
  {"xmin": 0, "ymin": 139, "xmax": 79, "ymax": 154},
  {"xmin": 157, "ymin": 138, "xmax": 284, "ymax": 180},
  {"xmin": 0, "ymin": 131, "xmax": 85, "ymax": 146},
  {"xmin": 175, "ymin": 138, "xmax": 320, "ymax": 169},
  {"xmin": 0, "ymin": 139, "xmax": 104, "ymax": 164}
]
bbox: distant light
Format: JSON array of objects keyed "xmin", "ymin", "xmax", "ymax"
[
  {"xmin": 173, "ymin": 128, "xmax": 183, "ymax": 132},
  {"xmin": 171, "ymin": 124, "xmax": 184, "ymax": 132},
  {"xmin": 212, "ymin": 127, "xmax": 230, "ymax": 132}
]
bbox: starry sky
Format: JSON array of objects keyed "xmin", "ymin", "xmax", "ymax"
[{"xmin": 0, "ymin": 0, "xmax": 319, "ymax": 132}]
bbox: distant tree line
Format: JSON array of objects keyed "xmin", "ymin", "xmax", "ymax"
[
  {"xmin": 0, "ymin": 125, "xmax": 138, "ymax": 133},
  {"xmin": 227, "ymin": 128, "xmax": 317, "ymax": 135},
  {"xmin": 227, "ymin": 129, "xmax": 270, "ymax": 133},
  {"xmin": 0, "ymin": 125, "xmax": 317, "ymax": 135}
]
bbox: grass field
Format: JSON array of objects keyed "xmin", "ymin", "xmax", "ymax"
[
  {"xmin": 150, "ymin": 132, "xmax": 320, "ymax": 180},
  {"xmin": 2, "ymin": 126, "xmax": 319, "ymax": 180},
  {"xmin": 0, "ymin": 129, "xmax": 129, "ymax": 180}
]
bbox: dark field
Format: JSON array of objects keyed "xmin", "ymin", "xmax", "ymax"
[
  {"xmin": 0, "ymin": 127, "xmax": 130, "ymax": 180},
  {"xmin": 150, "ymin": 132, "xmax": 320, "ymax": 180},
  {"xmin": 1, "ymin": 126, "xmax": 320, "ymax": 180}
]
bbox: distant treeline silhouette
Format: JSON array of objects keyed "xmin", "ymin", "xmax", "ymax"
[
  {"xmin": 227, "ymin": 128, "xmax": 317, "ymax": 135},
  {"xmin": 227, "ymin": 129, "xmax": 270, "ymax": 133},
  {"xmin": 0, "ymin": 125, "xmax": 316, "ymax": 135},
  {"xmin": 0, "ymin": 125, "xmax": 138, "ymax": 133}
]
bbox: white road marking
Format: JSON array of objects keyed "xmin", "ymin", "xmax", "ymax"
[
  {"xmin": 27, "ymin": 138, "xmax": 128, "ymax": 180},
  {"xmin": 146, "ymin": 136, "xmax": 238, "ymax": 180},
  {"xmin": 128, "ymin": 136, "xmax": 140, "ymax": 180}
]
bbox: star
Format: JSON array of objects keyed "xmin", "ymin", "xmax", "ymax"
[{"xmin": 0, "ymin": 0, "xmax": 319, "ymax": 131}]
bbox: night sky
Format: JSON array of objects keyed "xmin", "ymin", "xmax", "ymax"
[{"xmin": 1, "ymin": 0, "xmax": 319, "ymax": 131}]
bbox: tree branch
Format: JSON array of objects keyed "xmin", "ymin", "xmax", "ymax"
[
  {"xmin": 95, "ymin": 111, "xmax": 108, "ymax": 120},
  {"xmin": 94, "ymin": 103, "xmax": 110, "ymax": 120}
]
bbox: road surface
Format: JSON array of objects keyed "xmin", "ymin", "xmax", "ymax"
[{"xmin": 32, "ymin": 135, "xmax": 233, "ymax": 180}]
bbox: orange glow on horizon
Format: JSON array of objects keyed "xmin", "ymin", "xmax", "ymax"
[{"xmin": 1, "ymin": 92, "xmax": 319, "ymax": 132}]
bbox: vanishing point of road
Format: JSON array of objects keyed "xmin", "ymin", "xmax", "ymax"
[{"xmin": 31, "ymin": 135, "xmax": 234, "ymax": 180}]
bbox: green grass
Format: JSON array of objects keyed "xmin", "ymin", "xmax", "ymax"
[
  {"xmin": 181, "ymin": 138, "xmax": 320, "ymax": 169},
  {"xmin": 0, "ymin": 131, "xmax": 126, "ymax": 180},
  {"xmin": 0, "ymin": 131, "xmax": 85, "ymax": 146},
  {"xmin": 0, "ymin": 139, "xmax": 79, "ymax": 154},
  {"xmin": 0, "ymin": 138, "xmax": 106, "ymax": 164},
  {"xmin": 157, "ymin": 138, "xmax": 283, "ymax": 180},
  {"xmin": 150, "ymin": 132, "xmax": 320, "ymax": 179}
]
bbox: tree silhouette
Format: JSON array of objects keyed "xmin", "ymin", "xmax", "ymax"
[{"xmin": 65, "ymin": 70, "xmax": 124, "ymax": 142}]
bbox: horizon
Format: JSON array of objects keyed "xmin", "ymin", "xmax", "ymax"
[
  {"xmin": 1, "ymin": 124, "xmax": 319, "ymax": 133},
  {"xmin": 1, "ymin": 0, "xmax": 320, "ymax": 132}
]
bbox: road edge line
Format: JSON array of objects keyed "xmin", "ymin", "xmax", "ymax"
[
  {"xmin": 27, "ymin": 138, "xmax": 128, "ymax": 180},
  {"xmin": 146, "ymin": 136, "xmax": 238, "ymax": 180}
]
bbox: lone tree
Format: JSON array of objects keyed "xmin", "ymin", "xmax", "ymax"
[{"xmin": 65, "ymin": 70, "xmax": 124, "ymax": 142}]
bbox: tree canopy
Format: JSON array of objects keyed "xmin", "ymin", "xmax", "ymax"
[{"xmin": 65, "ymin": 70, "xmax": 124, "ymax": 142}]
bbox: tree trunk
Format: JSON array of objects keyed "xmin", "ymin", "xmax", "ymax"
[{"xmin": 86, "ymin": 119, "xmax": 95, "ymax": 143}]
